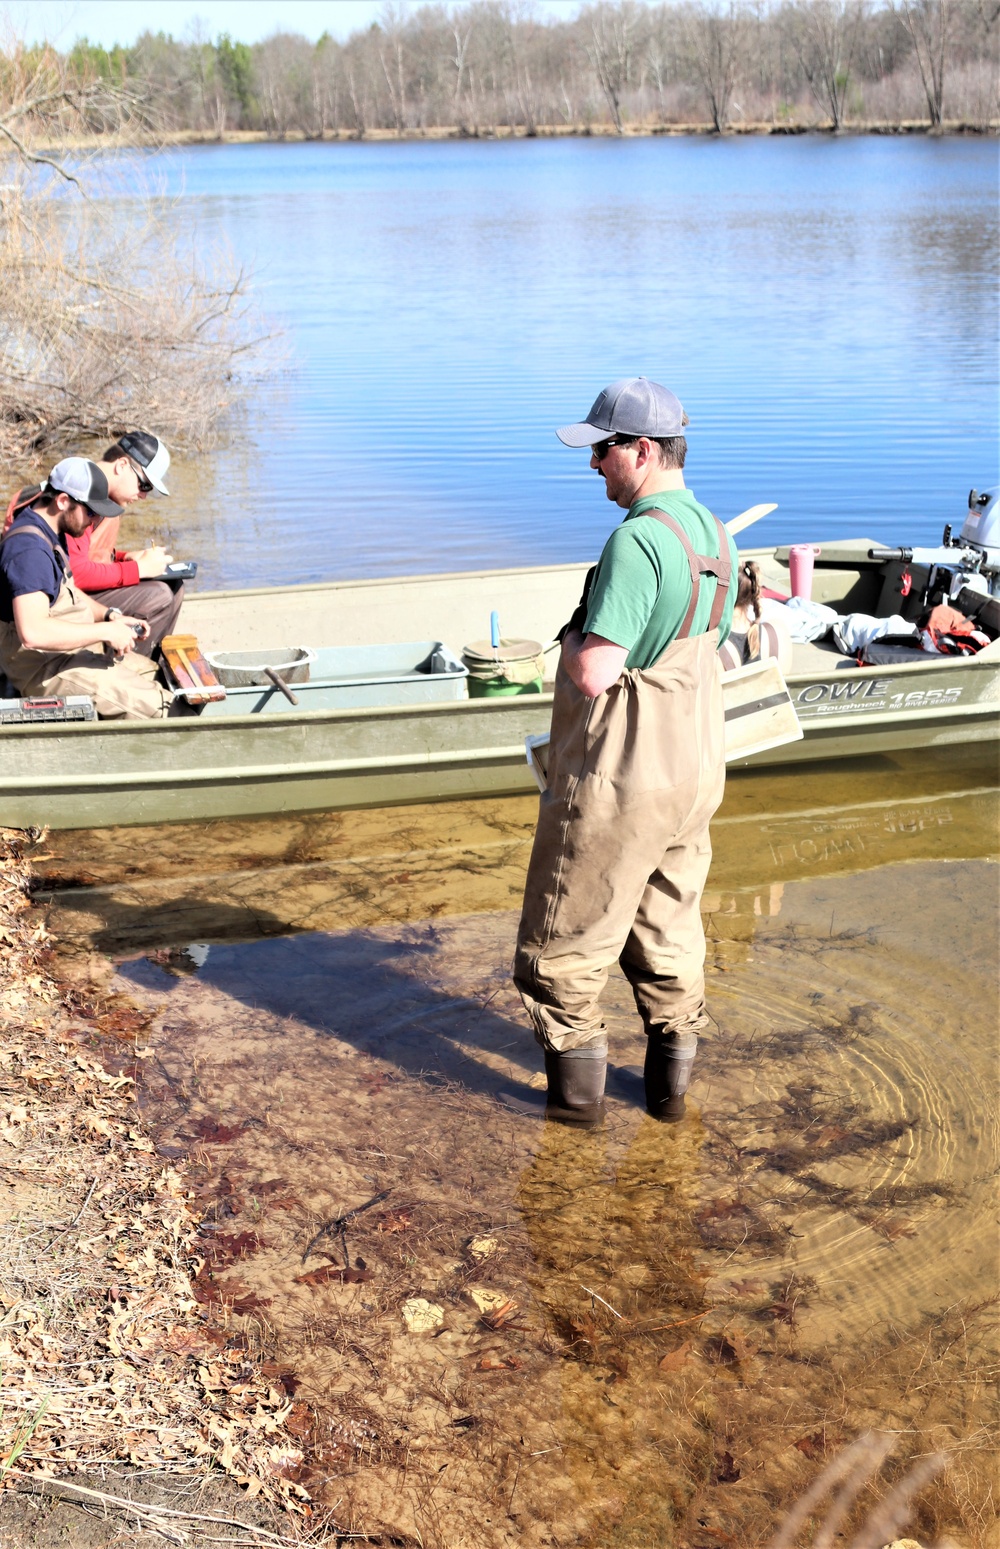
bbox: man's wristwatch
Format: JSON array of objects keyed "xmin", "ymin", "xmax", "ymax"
[{"xmin": 105, "ymin": 607, "xmax": 124, "ymax": 623}]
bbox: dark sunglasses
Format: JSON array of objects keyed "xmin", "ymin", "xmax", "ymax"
[
  {"xmin": 128, "ymin": 459, "xmax": 153, "ymax": 494},
  {"xmin": 591, "ymin": 436, "xmax": 636, "ymax": 462}
]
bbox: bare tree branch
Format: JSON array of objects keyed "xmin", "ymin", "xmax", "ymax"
[{"xmin": 0, "ymin": 121, "xmax": 83, "ymax": 187}]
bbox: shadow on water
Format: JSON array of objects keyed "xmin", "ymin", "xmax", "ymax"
[
  {"xmin": 35, "ymin": 745, "xmax": 1000, "ymax": 1548},
  {"xmin": 130, "ymin": 916, "xmax": 539, "ymax": 1104}
]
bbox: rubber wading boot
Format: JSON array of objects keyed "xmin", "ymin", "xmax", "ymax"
[
  {"xmin": 500, "ymin": 1046, "xmax": 607, "ymax": 1125},
  {"xmin": 644, "ymin": 1031, "xmax": 698, "ymax": 1122}
]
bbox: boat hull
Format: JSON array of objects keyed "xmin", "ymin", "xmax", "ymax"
[
  {"xmin": 1, "ymin": 660, "xmax": 996, "ymax": 829},
  {"xmin": 1, "ymin": 554, "xmax": 997, "ymax": 829}
]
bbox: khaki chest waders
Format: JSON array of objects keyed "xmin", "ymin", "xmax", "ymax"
[
  {"xmin": 510, "ymin": 511, "xmax": 732, "ymax": 1124},
  {"xmin": 0, "ymin": 524, "xmax": 166, "ymax": 720}
]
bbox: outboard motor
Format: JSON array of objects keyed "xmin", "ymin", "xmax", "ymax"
[
  {"xmin": 869, "ymin": 487, "xmax": 1000, "ymax": 610},
  {"xmin": 959, "ymin": 487, "xmax": 1000, "ymax": 577}
]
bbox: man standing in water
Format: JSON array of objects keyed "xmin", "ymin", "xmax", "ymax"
[{"xmin": 510, "ymin": 378, "xmax": 738, "ymax": 1125}]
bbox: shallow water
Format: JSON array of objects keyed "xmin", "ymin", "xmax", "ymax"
[
  {"xmin": 88, "ymin": 136, "xmax": 999, "ymax": 588},
  {"xmin": 39, "ymin": 748, "xmax": 999, "ymax": 1546}
]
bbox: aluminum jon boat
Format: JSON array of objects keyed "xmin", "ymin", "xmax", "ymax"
[{"xmin": 1, "ymin": 539, "xmax": 997, "ymax": 831}]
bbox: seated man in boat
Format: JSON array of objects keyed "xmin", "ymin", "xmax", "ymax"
[
  {"xmin": 3, "ymin": 432, "xmax": 182, "ymax": 657},
  {"xmin": 0, "ymin": 458, "xmax": 171, "ymax": 719}
]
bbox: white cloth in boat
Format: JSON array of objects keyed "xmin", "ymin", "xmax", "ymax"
[
  {"xmin": 782, "ymin": 596, "xmax": 839, "ymax": 642},
  {"xmin": 832, "ymin": 613, "xmax": 919, "ymax": 654}
]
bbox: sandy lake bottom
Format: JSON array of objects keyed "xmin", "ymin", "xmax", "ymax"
[{"xmin": 35, "ymin": 747, "xmax": 999, "ymax": 1547}]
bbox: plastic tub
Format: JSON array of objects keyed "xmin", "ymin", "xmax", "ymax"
[
  {"xmin": 204, "ymin": 647, "xmax": 316, "ymax": 688},
  {"xmin": 199, "ymin": 642, "xmax": 469, "ymax": 715}
]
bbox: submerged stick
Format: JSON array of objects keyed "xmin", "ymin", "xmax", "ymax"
[
  {"xmin": 301, "ymin": 1188, "xmax": 391, "ymax": 1265},
  {"xmin": 10, "ymin": 1471, "xmax": 334, "ymax": 1546},
  {"xmin": 766, "ymin": 1431, "xmax": 896, "ymax": 1549},
  {"xmin": 580, "ymin": 1284, "xmax": 624, "ymax": 1320}
]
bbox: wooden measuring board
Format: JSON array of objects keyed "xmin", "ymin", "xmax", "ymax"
[{"xmin": 160, "ymin": 634, "xmax": 227, "ymax": 706}]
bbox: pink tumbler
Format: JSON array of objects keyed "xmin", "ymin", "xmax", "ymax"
[{"xmin": 789, "ymin": 544, "xmax": 822, "ymax": 600}]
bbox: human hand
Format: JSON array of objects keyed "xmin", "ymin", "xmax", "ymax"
[
  {"xmin": 105, "ymin": 619, "xmax": 143, "ymax": 657},
  {"xmin": 135, "ymin": 546, "xmax": 172, "ymax": 578}
]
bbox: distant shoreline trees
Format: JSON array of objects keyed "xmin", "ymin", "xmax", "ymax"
[{"xmin": 46, "ymin": 0, "xmax": 999, "ymax": 141}]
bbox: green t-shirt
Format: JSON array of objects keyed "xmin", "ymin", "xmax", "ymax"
[{"xmin": 583, "ymin": 489, "xmax": 738, "ymax": 670}]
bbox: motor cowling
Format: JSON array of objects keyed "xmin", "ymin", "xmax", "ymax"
[{"xmin": 960, "ymin": 487, "xmax": 1000, "ymax": 555}]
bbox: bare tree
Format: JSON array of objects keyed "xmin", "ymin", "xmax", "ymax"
[
  {"xmin": 341, "ymin": 24, "xmax": 383, "ymax": 136},
  {"xmin": 500, "ymin": 1, "xmax": 546, "ymax": 134},
  {"xmin": 311, "ymin": 34, "xmax": 341, "ymax": 136},
  {"xmin": 254, "ymin": 33, "xmax": 315, "ymax": 136},
  {"xmin": 451, "ymin": 13, "xmax": 475, "ymax": 125},
  {"xmin": 0, "ymin": 42, "xmax": 266, "ymax": 466},
  {"xmin": 684, "ymin": 1, "xmax": 751, "ymax": 132},
  {"xmin": 787, "ymin": 0, "xmax": 868, "ymax": 128},
  {"xmin": 585, "ymin": 1, "xmax": 643, "ymax": 131},
  {"xmin": 377, "ymin": 3, "xmax": 410, "ymax": 132},
  {"xmin": 894, "ymin": 0, "xmax": 955, "ymax": 123}
]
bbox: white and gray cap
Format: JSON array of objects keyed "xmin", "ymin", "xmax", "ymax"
[
  {"xmin": 119, "ymin": 430, "xmax": 170, "ymax": 495},
  {"xmin": 556, "ymin": 377, "xmax": 688, "ymax": 447},
  {"xmin": 46, "ymin": 458, "xmax": 123, "ymax": 519}
]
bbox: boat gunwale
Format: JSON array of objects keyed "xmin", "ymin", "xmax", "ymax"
[
  {"xmin": 189, "ymin": 557, "xmax": 594, "ymax": 603},
  {"xmin": 181, "ymin": 537, "xmax": 881, "ymax": 603},
  {"xmin": 0, "ymin": 644, "xmax": 994, "ymax": 742}
]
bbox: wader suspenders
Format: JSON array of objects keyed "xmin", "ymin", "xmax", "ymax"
[
  {"xmin": 647, "ymin": 512, "xmax": 733, "ymax": 640},
  {"xmin": 3, "ymin": 487, "xmax": 43, "ymax": 538},
  {"xmin": 0, "ymin": 517, "xmax": 72, "ymax": 590},
  {"xmin": 558, "ymin": 510, "xmax": 733, "ymax": 646}
]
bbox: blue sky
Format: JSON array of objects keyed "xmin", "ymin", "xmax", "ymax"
[{"xmin": 8, "ymin": 0, "xmax": 588, "ymax": 48}]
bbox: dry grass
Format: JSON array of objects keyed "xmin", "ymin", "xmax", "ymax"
[{"xmin": 0, "ymin": 179, "xmax": 265, "ymax": 469}]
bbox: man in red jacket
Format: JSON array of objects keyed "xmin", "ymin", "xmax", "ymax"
[
  {"xmin": 68, "ymin": 433, "xmax": 181, "ymax": 657},
  {"xmin": 5, "ymin": 432, "xmax": 182, "ymax": 657}
]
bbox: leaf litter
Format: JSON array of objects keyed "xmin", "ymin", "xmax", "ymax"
[{"xmin": 0, "ymin": 829, "xmax": 325, "ymax": 1543}]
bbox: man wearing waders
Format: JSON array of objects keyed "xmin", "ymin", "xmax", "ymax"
[{"xmin": 511, "ymin": 378, "xmax": 737, "ymax": 1125}]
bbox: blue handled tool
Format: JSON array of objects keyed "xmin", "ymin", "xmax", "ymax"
[{"xmin": 490, "ymin": 611, "xmax": 500, "ymax": 650}]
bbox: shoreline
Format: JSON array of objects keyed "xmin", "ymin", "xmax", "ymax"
[
  {"xmin": 0, "ymin": 828, "xmax": 315, "ymax": 1545},
  {"xmin": 36, "ymin": 119, "xmax": 998, "ymax": 153}
]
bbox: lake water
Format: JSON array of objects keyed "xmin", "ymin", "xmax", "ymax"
[{"xmin": 117, "ymin": 136, "xmax": 998, "ymax": 591}]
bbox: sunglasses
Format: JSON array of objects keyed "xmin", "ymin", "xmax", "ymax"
[
  {"xmin": 591, "ymin": 436, "xmax": 636, "ymax": 462},
  {"xmin": 128, "ymin": 459, "xmax": 153, "ymax": 494}
]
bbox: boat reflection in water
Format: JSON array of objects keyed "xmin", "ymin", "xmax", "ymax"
[
  {"xmin": 36, "ymin": 745, "xmax": 998, "ymax": 1546},
  {"xmin": 37, "ymin": 745, "xmax": 998, "ymax": 955}
]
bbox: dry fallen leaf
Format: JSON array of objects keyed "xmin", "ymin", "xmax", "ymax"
[
  {"xmin": 658, "ymin": 1339, "xmax": 693, "ymax": 1373},
  {"xmin": 476, "ymin": 1355, "xmax": 522, "ymax": 1372},
  {"xmin": 294, "ymin": 1264, "xmax": 372, "ymax": 1288}
]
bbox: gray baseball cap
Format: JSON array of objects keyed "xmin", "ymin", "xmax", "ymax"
[
  {"xmin": 46, "ymin": 458, "xmax": 123, "ymax": 518},
  {"xmin": 556, "ymin": 377, "xmax": 688, "ymax": 447}
]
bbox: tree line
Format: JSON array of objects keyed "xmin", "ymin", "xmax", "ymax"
[{"xmin": 55, "ymin": 0, "xmax": 998, "ymax": 138}]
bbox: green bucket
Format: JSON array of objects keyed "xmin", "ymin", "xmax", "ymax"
[{"xmin": 462, "ymin": 638, "xmax": 545, "ymax": 699}]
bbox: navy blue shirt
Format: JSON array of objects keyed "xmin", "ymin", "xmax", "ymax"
[{"xmin": 0, "ymin": 511, "xmax": 69, "ymax": 624}]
